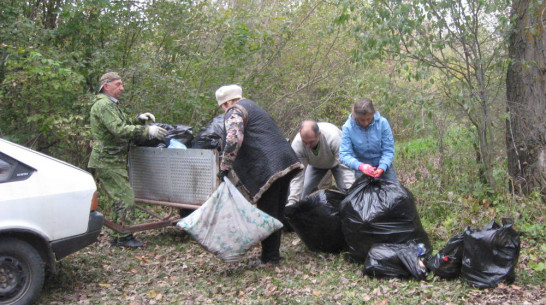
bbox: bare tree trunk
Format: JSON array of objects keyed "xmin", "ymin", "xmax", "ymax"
[
  {"xmin": 42, "ymin": 0, "xmax": 61, "ymax": 29},
  {"xmin": 506, "ymin": 0, "xmax": 546, "ymax": 197}
]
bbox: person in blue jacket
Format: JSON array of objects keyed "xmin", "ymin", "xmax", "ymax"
[{"xmin": 339, "ymin": 98, "xmax": 397, "ymax": 181}]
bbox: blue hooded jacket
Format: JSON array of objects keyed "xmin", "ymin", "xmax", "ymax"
[{"xmin": 339, "ymin": 111, "xmax": 395, "ymax": 172}]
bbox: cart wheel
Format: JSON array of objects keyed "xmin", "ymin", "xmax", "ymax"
[{"xmin": 178, "ymin": 209, "xmax": 194, "ymax": 218}]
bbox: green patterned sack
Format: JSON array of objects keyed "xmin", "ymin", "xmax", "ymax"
[{"xmin": 177, "ymin": 177, "xmax": 283, "ymax": 263}]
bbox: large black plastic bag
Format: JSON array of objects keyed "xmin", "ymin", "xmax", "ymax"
[
  {"xmin": 461, "ymin": 220, "xmax": 520, "ymax": 288},
  {"xmin": 364, "ymin": 242, "xmax": 428, "ymax": 280},
  {"xmin": 191, "ymin": 114, "xmax": 225, "ymax": 150},
  {"xmin": 164, "ymin": 124, "xmax": 193, "ymax": 147},
  {"xmin": 427, "ymin": 234, "xmax": 464, "ymax": 279},
  {"xmin": 340, "ymin": 176, "xmax": 431, "ymax": 263},
  {"xmin": 135, "ymin": 123, "xmax": 193, "ymax": 147},
  {"xmin": 285, "ymin": 189, "xmax": 347, "ymax": 253}
]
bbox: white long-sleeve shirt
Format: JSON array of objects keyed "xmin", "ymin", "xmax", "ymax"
[{"xmin": 288, "ymin": 122, "xmax": 343, "ymax": 204}]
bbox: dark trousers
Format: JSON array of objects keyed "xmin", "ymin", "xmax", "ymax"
[{"xmin": 256, "ymin": 175, "xmax": 291, "ymax": 263}]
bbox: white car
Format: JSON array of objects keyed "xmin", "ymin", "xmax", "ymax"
[{"xmin": 0, "ymin": 139, "xmax": 104, "ymax": 305}]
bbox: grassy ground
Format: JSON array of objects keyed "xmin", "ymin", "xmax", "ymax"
[{"xmin": 38, "ymin": 223, "xmax": 545, "ymax": 305}]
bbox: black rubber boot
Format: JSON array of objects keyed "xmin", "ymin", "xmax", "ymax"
[{"xmin": 111, "ymin": 235, "xmax": 144, "ymax": 248}]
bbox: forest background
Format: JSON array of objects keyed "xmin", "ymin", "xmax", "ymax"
[{"xmin": 0, "ymin": 0, "xmax": 544, "ymax": 303}]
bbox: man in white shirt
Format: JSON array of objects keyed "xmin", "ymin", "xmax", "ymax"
[{"xmin": 287, "ymin": 120, "xmax": 355, "ymax": 205}]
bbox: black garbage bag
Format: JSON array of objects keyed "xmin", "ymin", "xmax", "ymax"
[
  {"xmin": 164, "ymin": 124, "xmax": 193, "ymax": 147},
  {"xmin": 340, "ymin": 175, "xmax": 431, "ymax": 263},
  {"xmin": 427, "ymin": 234, "xmax": 464, "ymax": 279},
  {"xmin": 135, "ymin": 123, "xmax": 193, "ymax": 148},
  {"xmin": 191, "ymin": 114, "xmax": 225, "ymax": 150},
  {"xmin": 285, "ymin": 189, "xmax": 347, "ymax": 253},
  {"xmin": 364, "ymin": 241, "xmax": 428, "ymax": 280},
  {"xmin": 461, "ymin": 220, "xmax": 520, "ymax": 288}
]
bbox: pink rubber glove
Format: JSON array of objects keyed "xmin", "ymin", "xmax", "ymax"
[
  {"xmin": 372, "ymin": 168, "xmax": 384, "ymax": 178},
  {"xmin": 358, "ymin": 163, "xmax": 376, "ymax": 176}
]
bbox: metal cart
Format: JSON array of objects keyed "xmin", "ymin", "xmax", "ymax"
[{"xmin": 103, "ymin": 146, "xmax": 219, "ymax": 234}]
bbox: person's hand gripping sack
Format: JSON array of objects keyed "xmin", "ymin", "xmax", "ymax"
[
  {"xmin": 358, "ymin": 163, "xmax": 376, "ymax": 177},
  {"xmin": 138, "ymin": 112, "xmax": 156, "ymax": 123},
  {"xmin": 147, "ymin": 125, "xmax": 167, "ymax": 140},
  {"xmin": 217, "ymin": 169, "xmax": 230, "ymax": 181}
]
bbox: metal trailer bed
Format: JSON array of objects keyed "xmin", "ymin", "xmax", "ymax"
[{"xmin": 104, "ymin": 146, "xmax": 219, "ymax": 234}]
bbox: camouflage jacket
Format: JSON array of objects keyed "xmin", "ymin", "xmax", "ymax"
[
  {"xmin": 220, "ymin": 107, "xmax": 245, "ymax": 171},
  {"xmin": 88, "ymin": 93, "xmax": 147, "ymax": 169}
]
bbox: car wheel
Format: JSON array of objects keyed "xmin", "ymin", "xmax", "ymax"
[{"xmin": 0, "ymin": 238, "xmax": 45, "ymax": 305}]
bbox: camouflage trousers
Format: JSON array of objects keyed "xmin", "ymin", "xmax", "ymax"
[{"xmin": 94, "ymin": 167, "xmax": 135, "ymax": 239}]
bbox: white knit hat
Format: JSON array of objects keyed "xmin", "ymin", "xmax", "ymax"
[{"xmin": 215, "ymin": 84, "xmax": 242, "ymax": 106}]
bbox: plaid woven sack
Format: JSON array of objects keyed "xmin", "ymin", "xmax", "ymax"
[{"xmin": 177, "ymin": 177, "xmax": 283, "ymax": 263}]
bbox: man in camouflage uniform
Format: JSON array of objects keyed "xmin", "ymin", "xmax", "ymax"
[{"xmin": 88, "ymin": 72, "xmax": 167, "ymax": 248}]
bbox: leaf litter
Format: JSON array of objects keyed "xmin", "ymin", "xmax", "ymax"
[{"xmin": 38, "ymin": 227, "xmax": 545, "ymax": 304}]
